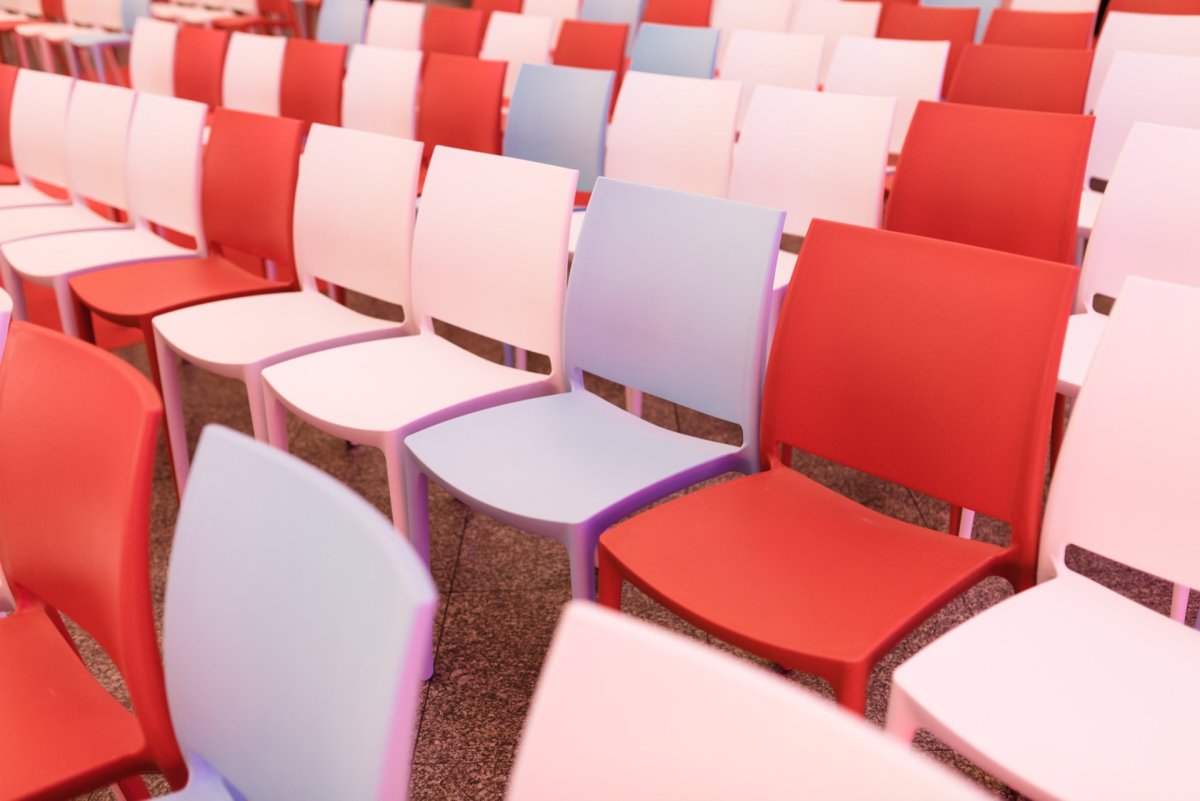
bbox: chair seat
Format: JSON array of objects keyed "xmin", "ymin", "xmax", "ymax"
[
  {"xmin": 0, "ymin": 182, "xmax": 67, "ymax": 211},
  {"xmin": 1056, "ymin": 311, "xmax": 1106, "ymax": 397},
  {"xmin": 149, "ymin": 2, "xmax": 196, "ymax": 19},
  {"xmin": 600, "ymin": 467, "xmax": 1005, "ymax": 669},
  {"xmin": 892, "ymin": 572, "xmax": 1200, "ymax": 801},
  {"xmin": 0, "ymin": 202, "xmax": 124, "ymax": 245},
  {"xmin": 14, "ymin": 20, "xmax": 66, "ymax": 36},
  {"xmin": 0, "ymin": 10, "xmax": 28, "ymax": 23},
  {"xmin": 69, "ymin": 254, "xmax": 288, "ymax": 323},
  {"xmin": 1077, "ymin": 186, "xmax": 1102, "ymax": 237},
  {"xmin": 406, "ymin": 390, "xmax": 740, "ymax": 530},
  {"xmin": 3, "ymin": 227, "xmax": 195, "ymax": 282},
  {"xmin": 40, "ymin": 22, "xmax": 98, "ymax": 43},
  {"xmin": 175, "ymin": 6, "xmax": 238, "ymax": 23},
  {"xmin": 0, "ymin": 607, "xmax": 150, "ymax": 800}
]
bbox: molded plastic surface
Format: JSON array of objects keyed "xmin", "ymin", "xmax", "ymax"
[
  {"xmin": 314, "ymin": 0, "xmax": 365, "ymax": 44},
  {"xmin": 878, "ymin": 4, "xmax": 978, "ymax": 95},
  {"xmin": 174, "ymin": 25, "xmax": 230, "ymax": 108},
  {"xmin": 280, "ymin": 37, "xmax": 345, "ymax": 126},
  {"xmin": 342, "ymin": 44, "xmax": 421, "ymax": 139},
  {"xmin": 129, "ymin": 15, "xmax": 176, "ymax": 95},
  {"xmin": 422, "ymin": 4, "xmax": 485, "ymax": 55},
  {"xmin": 983, "ymin": 8, "xmax": 1093, "ymax": 47},
  {"xmin": 64, "ymin": 80, "xmax": 133, "ymax": 211},
  {"xmin": 480, "ymin": 10, "xmax": 555, "ymax": 98},
  {"xmin": 719, "ymin": 30, "xmax": 821, "ymax": 128},
  {"xmin": 222, "ymin": 31, "xmax": 286, "ymax": 116},
  {"xmin": 364, "ymin": 0, "xmax": 424, "ymax": 49},
  {"xmin": 552, "ymin": 17, "xmax": 627, "ymax": 80},
  {"xmin": 9, "ymin": 69, "xmax": 72, "ymax": 192},
  {"xmin": 789, "ymin": 0, "xmax": 882, "ymax": 82},
  {"xmin": 415, "ymin": 53, "xmax": 504, "ymax": 168},
  {"xmin": 629, "ymin": 21, "xmax": 718, "ymax": 78},
  {"xmin": 947, "ymin": 43, "xmax": 1093, "ymax": 114},
  {"xmin": 642, "ymin": 0, "xmax": 709, "ymax": 26},
  {"xmin": 579, "ymin": 0, "xmax": 644, "ymax": 51},
  {"xmin": 124, "ymin": 91, "xmax": 207, "ymax": 237},
  {"xmin": 1086, "ymin": 10, "xmax": 1200, "ymax": 112}
]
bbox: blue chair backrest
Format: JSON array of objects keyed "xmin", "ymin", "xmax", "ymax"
[
  {"xmin": 580, "ymin": 0, "xmax": 646, "ymax": 52},
  {"xmin": 629, "ymin": 22, "xmax": 719, "ymax": 79},
  {"xmin": 317, "ymin": 0, "xmax": 369, "ymax": 44}
]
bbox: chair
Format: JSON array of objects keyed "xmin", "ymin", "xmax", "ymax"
[
  {"xmin": 525, "ymin": 0, "xmax": 579, "ymax": 32},
  {"xmin": 153, "ymin": 125, "xmax": 423, "ymax": 492},
  {"xmin": 507, "ymin": 602, "xmax": 993, "ymax": 801},
  {"xmin": 629, "ymin": 20, "xmax": 718, "ymax": 78},
  {"xmin": 551, "ymin": 18, "xmax": 627, "ymax": 101},
  {"xmin": 0, "ymin": 320, "xmax": 185, "ymax": 799},
  {"xmin": 473, "ymin": 0, "xmax": 521, "ymax": 18},
  {"xmin": 479, "ymin": 9, "xmax": 555, "ymax": 98},
  {"xmin": 946, "ymin": 44, "xmax": 1094, "ymax": 114},
  {"xmin": 920, "ymin": 0, "xmax": 1000, "ymax": 41},
  {"xmin": 0, "ymin": 64, "xmax": 16, "ymax": 185},
  {"xmin": 342, "ymin": 43, "xmax": 421, "ymax": 139},
  {"xmin": 579, "ymin": 0, "xmax": 644, "ymax": 52},
  {"xmin": 423, "ymin": 4, "xmax": 485, "ymax": 55},
  {"xmin": 1107, "ymin": 0, "xmax": 1200, "ymax": 12},
  {"xmin": 983, "ymin": 8, "xmax": 1094, "ymax": 48},
  {"xmin": 1086, "ymin": 10, "xmax": 1200, "ymax": 113},
  {"xmin": 789, "ymin": 0, "xmax": 882, "ymax": 83},
  {"xmin": 313, "ymin": 0, "xmax": 365, "ymax": 44},
  {"xmin": 128, "ymin": 15, "xmax": 176, "ymax": 95},
  {"xmin": 222, "ymin": 31, "xmax": 286, "ymax": 115},
  {"xmin": 1010, "ymin": 0, "xmax": 1098, "ymax": 10},
  {"xmin": 597, "ymin": 219, "xmax": 1077, "ymax": 713},
  {"xmin": 173, "ymin": 24, "xmax": 229, "ymax": 107},
  {"xmin": 887, "ymin": 275, "xmax": 1200, "ymax": 801},
  {"xmin": 0, "ymin": 286, "xmax": 9, "ymax": 354},
  {"xmin": 364, "ymin": 0, "xmax": 424, "ymax": 50},
  {"xmin": 642, "ymin": 0, "xmax": 709, "ymax": 26},
  {"xmin": 0, "ymin": 70, "xmax": 73, "ymax": 210},
  {"xmin": 886, "ymin": 101, "xmax": 1094, "ymax": 264},
  {"xmin": 824, "ymin": 36, "xmax": 949, "ymax": 154},
  {"xmin": 415, "ymin": 53, "xmax": 505, "ymax": 183},
  {"xmin": 878, "ymin": 4, "xmax": 978, "ymax": 95},
  {"xmin": 709, "ymin": 0, "xmax": 791, "ymax": 66},
  {"xmin": 719, "ymin": 30, "xmax": 821, "ymax": 130},
  {"xmin": 280, "ymin": 37, "xmax": 345, "ymax": 125},
  {"xmin": 158, "ymin": 426, "xmax": 437, "ymax": 801}
]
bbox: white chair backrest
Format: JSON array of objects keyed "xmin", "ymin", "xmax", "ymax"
[
  {"xmin": 62, "ymin": 0, "xmax": 93, "ymax": 27},
  {"xmin": 222, "ymin": 32, "xmax": 286, "ymax": 116},
  {"xmin": 412, "ymin": 147, "xmax": 575, "ymax": 368},
  {"xmin": 730, "ymin": 86, "xmax": 894, "ymax": 236},
  {"xmin": 64, "ymin": 81, "xmax": 134, "ymax": 212},
  {"xmin": 824, "ymin": 35, "xmax": 949, "ymax": 154},
  {"xmin": 10, "ymin": 70, "xmax": 73, "ymax": 189},
  {"xmin": 364, "ymin": 0, "xmax": 424, "ymax": 50},
  {"xmin": 1086, "ymin": 11, "xmax": 1200, "ymax": 113},
  {"xmin": 124, "ymin": 92, "xmax": 207, "ymax": 239},
  {"xmin": 342, "ymin": 44, "xmax": 422, "ymax": 140},
  {"xmin": 0, "ymin": 0, "xmax": 21, "ymax": 14},
  {"xmin": 17, "ymin": 0, "xmax": 41, "ymax": 16},
  {"xmin": 1039, "ymin": 276, "xmax": 1200, "ymax": 590},
  {"xmin": 789, "ymin": 0, "xmax": 882, "ymax": 83},
  {"xmin": 129, "ymin": 16, "xmax": 178, "ymax": 96},
  {"xmin": 720, "ymin": 30, "xmax": 821, "ymax": 130},
  {"xmin": 524, "ymin": 0, "xmax": 580, "ymax": 36},
  {"xmin": 507, "ymin": 602, "xmax": 992, "ymax": 801},
  {"xmin": 1009, "ymin": 0, "xmax": 1098, "ymax": 11},
  {"xmin": 0, "ymin": 287, "xmax": 10, "ymax": 359},
  {"xmin": 606, "ymin": 70, "xmax": 739, "ymax": 198},
  {"xmin": 164, "ymin": 425, "xmax": 437, "ymax": 801},
  {"xmin": 480, "ymin": 10, "xmax": 556, "ymax": 99}
]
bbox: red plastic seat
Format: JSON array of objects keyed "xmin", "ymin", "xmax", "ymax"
[
  {"xmin": 423, "ymin": 4, "xmax": 486, "ymax": 56},
  {"xmin": 878, "ymin": 4, "xmax": 979, "ymax": 95},
  {"xmin": 0, "ymin": 321, "xmax": 184, "ymax": 798},
  {"xmin": 280, "ymin": 38, "xmax": 345, "ymax": 126},
  {"xmin": 173, "ymin": 25, "xmax": 230, "ymax": 107},
  {"xmin": 415, "ymin": 52, "xmax": 504, "ymax": 187},
  {"xmin": 642, "ymin": 0, "xmax": 713, "ymax": 26},
  {"xmin": 0, "ymin": 64, "xmax": 17, "ymax": 186},
  {"xmin": 886, "ymin": 100, "xmax": 1094, "ymax": 264},
  {"xmin": 598, "ymin": 219, "xmax": 1077, "ymax": 713},
  {"xmin": 946, "ymin": 43, "xmax": 1093, "ymax": 114},
  {"xmin": 982, "ymin": 9, "xmax": 1094, "ymax": 49},
  {"xmin": 553, "ymin": 19, "xmax": 628, "ymax": 107}
]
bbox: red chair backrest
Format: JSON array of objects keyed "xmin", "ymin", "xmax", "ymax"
[
  {"xmin": 553, "ymin": 19, "xmax": 628, "ymax": 105},
  {"xmin": 642, "ymin": 0, "xmax": 713, "ymax": 26},
  {"xmin": 423, "ymin": 5, "xmax": 487, "ymax": 56},
  {"xmin": 885, "ymin": 101, "xmax": 1094, "ymax": 264},
  {"xmin": 983, "ymin": 9, "xmax": 1094, "ymax": 49},
  {"xmin": 416, "ymin": 53, "xmax": 504, "ymax": 167},
  {"xmin": 1106, "ymin": 0, "xmax": 1200, "ymax": 14},
  {"xmin": 473, "ymin": 0, "xmax": 522, "ymax": 20},
  {"xmin": 280, "ymin": 38, "xmax": 346, "ymax": 127},
  {"xmin": 0, "ymin": 64, "xmax": 17, "ymax": 170},
  {"xmin": 174, "ymin": 25, "xmax": 230, "ymax": 108},
  {"xmin": 947, "ymin": 44, "xmax": 1093, "ymax": 114},
  {"xmin": 878, "ymin": 4, "xmax": 979, "ymax": 94}
]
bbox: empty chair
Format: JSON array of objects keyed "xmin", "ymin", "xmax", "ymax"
[
  {"xmin": 280, "ymin": 37, "xmax": 346, "ymax": 126},
  {"xmin": 921, "ymin": 0, "xmax": 1001, "ymax": 41},
  {"xmin": 364, "ymin": 0, "xmax": 424, "ymax": 50},
  {"xmin": 1, "ymin": 70, "xmax": 74, "ymax": 210},
  {"xmin": 0, "ymin": 286, "xmax": 9, "ymax": 353},
  {"xmin": 1010, "ymin": 0, "xmax": 1098, "ymax": 10},
  {"xmin": 711, "ymin": 0, "xmax": 790, "ymax": 65},
  {"xmin": 415, "ymin": 53, "xmax": 505, "ymax": 182},
  {"xmin": 824, "ymin": 36, "xmax": 949, "ymax": 154},
  {"xmin": 551, "ymin": 17, "xmax": 627, "ymax": 99},
  {"xmin": 1107, "ymin": 0, "xmax": 1200, "ymax": 12},
  {"xmin": 313, "ymin": 0, "xmax": 366, "ymax": 44},
  {"xmin": 720, "ymin": 30, "xmax": 821, "ymax": 130},
  {"xmin": 1086, "ymin": 10, "xmax": 1200, "ymax": 112},
  {"xmin": 526, "ymin": 0, "xmax": 579, "ymax": 18},
  {"xmin": 629, "ymin": 20, "xmax": 719, "ymax": 78},
  {"xmin": 127, "ymin": 15, "xmax": 176, "ymax": 95},
  {"xmin": 480, "ymin": 10, "xmax": 555, "ymax": 98},
  {"xmin": 789, "ymin": 0, "xmax": 882, "ymax": 83},
  {"xmin": 342, "ymin": 44, "xmax": 422, "ymax": 138},
  {"xmin": 173, "ymin": 25, "xmax": 230, "ymax": 108},
  {"xmin": 597, "ymin": 219, "xmax": 1077, "ymax": 713},
  {"xmin": 878, "ymin": 4, "xmax": 978, "ymax": 95},
  {"xmin": 983, "ymin": 8, "xmax": 1095, "ymax": 48},
  {"xmin": 642, "ymin": 0, "xmax": 710, "ymax": 26},
  {"xmin": 423, "ymin": 4, "xmax": 486, "ymax": 55},
  {"xmin": 579, "ymin": 0, "xmax": 644, "ymax": 51},
  {"xmin": 158, "ymin": 426, "xmax": 438, "ymax": 801},
  {"xmin": 887, "ymin": 275, "xmax": 1200, "ymax": 801},
  {"xmin": 0, "ymin": 65, "xmax": 16, "ymax": 185},
  {"xmin": 473, "ymin": 0, "xmax": 521, "ymax": 17},
  {"xmin": 947, "ymin": 44, "xmax": 1093, "ymax": 114},
  {"xmin": 222, "ymin": 31, "xmax": 286, "ymax": 115}
]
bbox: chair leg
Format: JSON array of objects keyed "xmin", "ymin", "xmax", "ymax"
[
  {"xmin": 883, "ymin": 686, "xmax": 921, "ymax": 743},
  {"xmin": 948, "ymin": 505, "xmax": 962, "ymax": 536},
  {"xmin": 0, "ymin": 255, "xmax": 28, "ymax": 320},
  {"xmin": 597, "ymin": 546, "xmax": 623, "ymax": 609},
  {"xmin": 113, "ymin": 776, "xmax": 151, "ymax": 801},
  {"xmin": 566, "ymin": 526, "xmax": 598, "ymax": 601},
  {"xmin": 156, "ymin": 332, "xmax": 191, "ymax": 496},
  {"xmin": 624, "ymin": 386, "xmax": 642, "ymax": 418},
  {"xmin": 401, "ymin": 449, "xmax": 436, "ymax": 681},
  {"xmin": 52, "ymin": 276, "xmax": 84, "ymax": 339},
  {"xmin": 956, "ymin": 508, "xmax": 976, "ymax": 539},
  {"xmin": 261, "ymin": 383, "xmax": 291, "ymax": 453},
  {"xmin": 1050, "ymin": 392, "xmax": 1066, "ymax": 470},
  {"xmin": 831, "ymin": 664, "xmax": 870, "ymax": 716},
  {"xmin": 384, "ymin": 440, "xmax": 412, "ymax": 539},
  {"xmin": 1170, "ymin": 584, "xmax": 1190, "ymax": 623}
]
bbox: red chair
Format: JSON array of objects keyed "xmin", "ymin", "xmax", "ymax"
[
  {"xmin": 473, "ymin": 0, "xmax": 523, "ymax": 22},
  {"xmin": 1105, "ymin": 0, "xmax": 1200, "ymax": 15},
  {"xmin": 878, "ymin": 4, "xmax": 979, "ymax": 95},
  {"xmin": 0, "ymin": 64, "xmax": 17, "ymax": 185},
  {"xmin": 415, "ymin": 52, "xmax": 504, "ymax": 186},
  {"xmin": 423, "ymin": 4, "xmax": 486, "ymax": 56},
  {"xmin": 280, "ymin": 38, "xmax": 345, "ymax": 126},
  {"xmin": 0, "ymin": 321, "xmax": 185, "ymax": 799},
  {"xmin": 553, "ymin": 19, "xmax": 628, "ymax": 106},
  {"xmin": 642, "ymin": 0, "xmax": 712, "ymax": 26},
  {"xmin": 947, "ymin": 43, "xmax": 1093, "ymax": 114},
  {"xmin": 173, "ymin": 25, "xmax": 230, "ymax": 107},
  {"xmin": 598, "ymin": 219, "xmax": 1077, "ymax": 714},
  {"xmin": 886, "ymin": 101, "xmax": 1094, "ymax": 264},
  {"xmin": 982, "ymin": 9, "xmax": 1094, "ymax": 49}
]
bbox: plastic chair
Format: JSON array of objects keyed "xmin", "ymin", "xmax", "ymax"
[
  {"xmin": 313, "ymin": 0, "xmax": 365, "ymax": 44},
  {"xmin": 887, "ymin": 275, "xmax": 1200, "ymax": 801},
  {"xmin": 525, "ymin": 0, "xmax": 579, "ymax": 35},
  {"xmin": 127, "ymin": 15, "xmax": 176, "ymax": 95},
  {"xmin": 0, "ymin": 65, "xmax": 16, "ymax": 185},
  {"xmin": 789, "ymin": 0, "xmax": 882, "ymax": 84},
  {"xmin": 342, "ymin": 44, "xmax": 421, "ymax": 138},
  {"xmin": 473, "ymin": 0, "xmax": 521, "ymax": 18},
  {"xmin": 479, "ymin": 9, "xmax": 555, "ymax": 98},
  {"xmin": 551, "ymin": 17, "xmax": 627, "ymax": 102},
  {"xmin": 507, "ymin": 602, "xmax": 993, "ymax": 801},
  {"xmin": 579, "ymin": 0, "xmax": 644, "ymax": 52},
  {"xmin": 642, "ymin": 0, "xmax": 710, "ymax": 26},
  {"xmin": 719, "ymin": 30, "xmax": 821, "ymax": 130},
  {"xmin": 1010, "ymin": 0, "xmax": 1098, "ymax": 10},
  {"xmin": 153, "ymin": 125, "xmax": 423, "ymax": 493},
  {"xmin": 878, "ymin": 4, "xmax": 978, "ymax": 95},
  {"xmin": 824, "ymin": 36, "xmax": 949, "ymax": 154},
  {"xmin": 920, "ymin": 0, "xmax": 1000, "ymax": 41},
  {"xmin": 222, "ymin": 31, "xmax": 286, "ymax": 115},
  {"xmin": 158, "ymin": 426, "xmax": 437, "ymax": 801},
  {"xmin": 0, "ymin": 320, "xmax": 185, "ymax": 799},
  {"xmin": 597, "ymin": 219, "xmax": 1077, "ymax": 713},
  {"xmin": 1086, "ymin": 10, "xmax": 1200, "ymax": 113},
  {"xmin": 0, "ymin": 286, "xmax": 9, "ymax": 353},
  {"xmin": 0, "ymin": 70, "xmax": 74, "ymax": 210},
  {"xmin": 173, "ymin": 24, "xmax": 229, "ymax": 107},
  {"xmin": 886, "ymin": 101, "xmax": 1094, "ymax": 264},
  {"xmin": 709, "ymin": 0, "xmax": 790, "ymax": 67},
  {"xmin": 1107, "ymin": 0, "xmax": 1200, "ymax": 12},
  {"xmin": 946, "ymin": 44, "xmax": 1093, "ymax": 114},
  {"xmin": 280, "ymin": 37, "xmax": 345, "ymax": 125},
  {"xmin": 982, "ymin": 8, "xmax": 1094, "ymax": 48},
  {"xmin": 364, "ymin": 0, "xmax": 424, "ymax": 50},
  {"xmin": 415, "ymin": 53, "xmax": 505, "ymax": 182},
  {"xmin": 422, "ymin": 4, "xmax": 485, "ymax": 55},
  {"xmin": 629, "ymin": 21, "xmax": 718, "ymax": 78}
]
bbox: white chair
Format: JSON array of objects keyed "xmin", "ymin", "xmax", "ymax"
[
  {"xmin": 160, "ymin": 425, "xmax": 437, "ymax": 801},
  {"xmin": 1, "ymin": 70, "xmax": 75, "ymax": 210},
  {"xmin": 342, "ymin": 44, "xmax": 422, "ymax": 139},
  {"xmin": 789, "ymin": 0, "xmax": 882, "ymax": 84},
  {"xmin": 508, "ymin": 601, "xmax": 992, "ymax": 801},
  {"xmin": 1085, "ymin": 10, "xmax": 1200, "ymax": 114},
  {"xmin": 479, "ymin": 10, "xmax": 555, "ymax": 100},
  {"xmin": 363, "ymin": 0, "xmax": 424, "ymax": 50},
  {"xmin": 711, "ymin": 0, "xmax": 792, "ymax": 67},
  {"xmin": 222, "ymin": 31, "xmax": 287, "ymax": 116},
  {"xmin": 719, "ymin": 29, "xmax": 821, "ymax": 130},
  {"xmin": 523, "ymin": 0, "xmax": 578, "ymax": 40},
  {"xmin": 824, "ymin": 35, "xmax": 949, "ymax": 154},
  {"xmin": 127, "ymin": 15, "xmax": 177, "ymax": 95},
  {"xmin": 888, "ymin": 275, "xmax": 1200, "ymax": 801}
]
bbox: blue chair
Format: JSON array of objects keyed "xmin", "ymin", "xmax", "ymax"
[
  {"xmin": 580, "ymin": 0, "xmax": 646, "ymax": 52},
  {"xmin": 629, "ymin": 21, "xmax": 719, "ymax": 78},
  {"xmin": 316, "ymin": 0, "xmax": 368, "ymax": 44},
  {"xmin": 403, "ymin": 177, "xmax": 784, "ymax": 603},
  {"xmin": 504, "ymin": 63, "xmax": 615, "ymax": 207}
]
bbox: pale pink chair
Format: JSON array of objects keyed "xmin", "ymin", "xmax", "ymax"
[
  {"xmin": 789, "ymin": 0, "xmax": 882, "ymax": 84},
  {"xmin": 364, "ymin": 0, "xmax": 425, "ymax": 50},
  {"xmin": 711, "ymin": 0, "xmax": 792, "ymax": 66},
  {"xmin": 221, "ymin": 31, "xmax": 286, "ymax": 116},
  {"xmin": 342, "ymin": 44, "xmax": 422, "ymax": 139},
  {"xmin": 0, "ymin": 70, "xmax": 74, "ymax": 210},
  {"xmin": 1009, "ymin": 0, "xmax": 1099, "ymax": 11},
  {"xmin": 888, "ymin": 275, "xmax": 1200, "ymax": 801},
  {"xmin": 523, "ymin": 0, "xmax": 578, "ymax": 40},
  {"xmin": 508, "ymin": 602, "xmax": 992, "ymax": 801},
  {"xmin": 719, "ymin": 30, "xmax": 821, "ymax": 130},
  {"xmin": 479, "ymin": 9, "xmax": 555, "ymax": 99},
  {"xmin": 128, "ymin": 16, "xmax": 179, "ymax": 96},
  {"xmin": 1085, "ymin": 10, "xmax": 1200, "ymax": 114}
]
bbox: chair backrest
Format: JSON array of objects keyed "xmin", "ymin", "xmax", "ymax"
[
  {"xmin": 479, "ymin": 9, "xmax": 555, "ymax": 98},
  {"xmin": 0, "ymin": 65, "xmax": 17, "ymax": 173},
  {"xmin": 315, "ymin": 0, "xmax": 367, "ymax": 44},
  {"xmin": 629, "ymin": 21, "xmax": 719, "ymax": 78},
  {"xmin": 423, "ymin": 4, "xmax": 486, "ymax": 55},
  {"xmin": 983, "ymin": 8, "xmax": 1093, "ymax": 48},
  {"xmin": 552, "ymin": 18, "xmax": 627, "ymax": 94},
  {"xmin": 129, "ymin": 16, "xmax": 177, "ymax": 96},
  {"xmin": 525, "ymin": 0, "xmax": 580, "ymax": 21},
  {"xmin": 1086, "ymin": 11, "xmax": 1200, "ymax": 112},
  {"xmin": 886, "ymin": 101, "xmax": 1094, "ymax": 264},
  {"xmin": 1010, "ymin": 0, "xmax": 1098, "ymax": 10},
  {"xmin": 507, "ymin": 602, "xmax": 992, "ymax": 801},
  {"xmin": 504, "ymin": 63, "xmax": 613, "ymax": 193},
  {"xmin": 710, "ymin": 0, "xmax": 790, "ymax": 66},
  {"xmin": 0, "ymin": 287, "xmax": 10, "ymax": 357},
  {"xmin": 412, "ymin": 146, "xmax": 575, "ymax": 367},
  {"xmin": 473, "ymin": 0, "xmax": 521, "ymax": 16},
  {"xmin": 1107, "ymin": 0, "xmax": 1200, "ymax": 12},
  {"xmin": 280, "ymin": 38, "xmax": 346, "ymax": 126},
  {"xmin": 364, "ymin": 0, "xmax": 424, "ymax": 49},
  {"xmin": 164, "ymin": 426, "xmax": 436, "ymax": 801},
  {"xmin": 789, "ymin": 1, "xmax": 882, "ymax": 83},
  {"xmin": 174, "ymin": 25, "xmax": 229, "ymax": 108},
  {"xmin": 1039, "ymin": 277, "xmax": 1200, "ymax": 587},
  {"xmin": 125, "ymin": 92, "xmax": 207, "ymax": 240},
  {"xmin": 824, "ymin": 36, "xmax": 949, "ymax": 154},
  {"xmin": 947, "ymin": 43, "xmax": 1093, "ymax": 114},
  {"xmin": 10, "ymin": 70, "xmax": 72, "ymax": 189},
  {"xmin": 580, "ymin": 0, "xmax": 645, "ymax": 52},
  {"xmin": 566, "ymin": 177, "xmax": 782, "ymax": 446},
  {"xmin": 64, "ymin": 80, "xmax": 134, "ymax": 213},
  {"xmin": 62, "ymin": 0, "xmax": 92, "ymax": 27},
  {"xmin": 415, "ymin": 53, "xmax": 505, "ymax": 168},
  {"xmin": 342, "ymin": 44, "xmax": 422, "ymax": 139},
  {"xmin": 222, "ymin": 31, "xmax": 286, "ymax": 116},
  {"xmin": 293, "ymin": 124, "xmax": 422, "ymax": 310},
  {"xmin": 606, "ymin": 70, "xmax": 738, "ymax": 197},
  {"xmin": 765, "ymin": 221, "xmax": 1075, "ymax": 577},
  {"xmin": 0, "ymin": 321, "xmax": 184, "ymax": 784},
  {"xmin": 720, "ymin": 31, "xmax": 821, "ymax": 130},
  {"xmin": 878, "ymin": 4, "xmax": 978, "ymax": 95},
  {"xmin": 642, "ymin": 0, "xmax": 710, "ymax": 26},
  {"xmin": 730, "ymin": 86, "xmax": 894, "ymax": 237},
  {"xmin": 1085, "ymin": 51, "xmax": 1200, "ymax": 184}
]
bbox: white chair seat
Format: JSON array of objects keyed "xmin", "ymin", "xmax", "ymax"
[
  {"xmin": 175, "ymin": 6, "xmax": 239, "ymax": 23},
  {"xmin": 891, "ymin": 571, "xmax": 1200, "ymax": 801},
  {"xmin": 1056, "ymin": 311, "xmax": 1106, "ymax": 397},
  {"xmin": 1077, "ymin": 186, "xmax": 1102, "ymax": 237},
  {"xmin": 3, "ymin": 227, "xmax": 194, "ymax": 282},
  {"xmin": 0, "ymin": 203, "xmax": 125, "ymax": 245},
  {"xmin": 0, "ymin": 10, "xmax": 29, "ymax": 21},
  {"xmin": 14, "ymin": 20, "xmax": 65, "ymax": 36},
  {"xmin": 149, "ymin": 2, "xmax": 197, "ymax": 19},
  {"xmin": 0, "ymin": 183, "xmax": 67, "ymax": 211},
  {"xmin": 40, "ymin": 23, "xmax": 96, "ymax": 43}
]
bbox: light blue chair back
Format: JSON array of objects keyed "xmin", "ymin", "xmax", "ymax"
[
  {"xmin": 580, "ymin": 0, "xmax": 646, "ymax": 52},
  {"xmin": 504, "ymin": 64, "xmax": 614, "ymax": 194},
  {"xmin": 629, "ymin": 22, "xmax": 719, "ymax": 79},
  {"xmin": 921, "ymin": 0, "xmax": 1000, "ymax": 41},
  {"xmin": 317, "ymin": 0, "xmax": 369, "ymax": 44}
]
